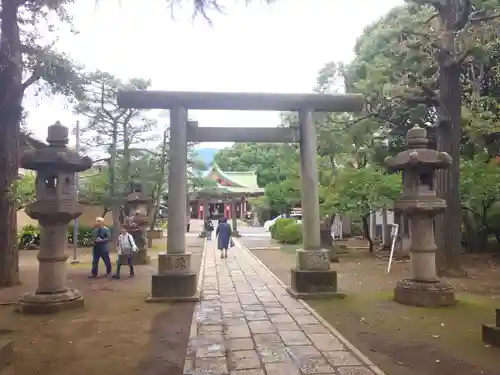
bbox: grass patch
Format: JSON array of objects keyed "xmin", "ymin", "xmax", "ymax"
[
  {"xmin": 310, "ymin": 291, "xmax": 500, "ymax": 371},
  {"xmin": 151, "ymin": 243, "xmax": 166, "ymax": 251}
]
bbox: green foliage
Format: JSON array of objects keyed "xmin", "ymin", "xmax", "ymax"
[
  {"xmin": 460, "ymin": 157, "xmax": 500, "ymax": 251},
  {"xmin": 19, "ymin": 224, "xmax": 38, "ymax": 237},
  {"xmin": 277, "ymin": 223, "xmax": 302, "ymax": 245},
  {"xmin": 15, "ymin": 172, "xmax": 36, "ymax": 209},
  {"xmin": 79, "ymin": 170, "xmax": 109, "ymax": 205},
  {"xmin": 270, "ymin": 218, "xmax": 297, "ymax": 240},
  {"xmin": 19, "ymin": 224, "xmax": 95, "ymax": 247},
  {"xmin": 265, "ymin": 178, "xmax": 301, "ymax": 214},
  {"xmin": 75, "ymin": 72, "xmax": 157, "ymax": 155},
  {"xmin": 214, "ymin": 143, "xmax": 299, "ymax": 186},
  {"xmin": 67, "ymin": 225, "xmax": 95, "ymax": 247},
  {"xmin": 321, "ymin": 167, "xmax": 401, "ymax": 219}
]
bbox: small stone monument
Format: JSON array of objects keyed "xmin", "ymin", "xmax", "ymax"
[
  {"xmin": 482, "ymin": 308, "xmax": 500, "ymax": 347},
  {"xmin": 125, "ymin": 184, "xmax": 150, "ymax": 265},
  {"xmin": 385, "ymin": 124, "xmax": 456, "ymax": 307},
  {"xmin": 19, "ymin": 121, "xmax": 92, "ymax": 314}
]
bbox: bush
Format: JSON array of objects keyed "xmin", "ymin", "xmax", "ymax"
[
  {"xmin": 270, "ymin": 218, "xmax": 296, "ymax": 239},
  {"xmin": 19, "ymin": 224, "xmax": 95, "ymax": 247},
  {"xmin": 19, "ymin": 224, "xmax": 38, "ymax": 237},
  {"xmin": 67, "ymin": 225, "xmax": 95, "ymax": 246},
  {"xmin": 277, "ymin": 223, "xmax": 303, "ymax": 244}
]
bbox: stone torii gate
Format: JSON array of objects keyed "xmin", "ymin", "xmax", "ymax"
[{"xmin": 117, "ymin": 91, "xmax": 363, "ymax": 300}]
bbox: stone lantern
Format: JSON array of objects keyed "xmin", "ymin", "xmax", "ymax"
[
  {"xmin": 125, "ymin": 184, "xmax": 150, "ymax": 265},
  {"xmin": 385, "ymin": 125, "xmax": 455, "ymax": 307},
  {"xmin": 19, "ymin": 121, "xmax": 92, "ymax": 314}
]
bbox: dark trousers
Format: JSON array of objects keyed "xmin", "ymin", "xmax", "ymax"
[
  {"xmin": 116, "ymin": 255, "xmax": 134, "ymax": 277},
  {"xmin": 91, "ymin": 247, "xmax": 112, "ymax": 276}
]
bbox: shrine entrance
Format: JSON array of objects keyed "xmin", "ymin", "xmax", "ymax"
[{"xmin": 117, "ymin": 90, "xmax": 362, "ymax": 301}]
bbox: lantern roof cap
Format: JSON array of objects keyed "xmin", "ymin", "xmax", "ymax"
[
  {"xmin": 20, "ymin": 121, "xmax": 92, "ymax": 172},
  {"xmin": 385, "ymin": 125, "xmax": 452, "ymax": 172}
]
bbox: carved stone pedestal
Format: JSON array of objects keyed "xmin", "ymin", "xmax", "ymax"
[
  {"xmin": 146, "ymin": 252, "xmax": 199, "ymax": 302},
  {"xmin": 482, "ymin": 309, "xmax": 500, "ymax": 347},
  {"xmin": 19, "ymin": 288, "xmax": 84, "ymax": 314},
  {"xmin": 287, "ymin": 249, "xmax": 345, "ymax": 299},
  {"xmin": 394, "ymin": 279, "xmax": 455, "ymax": 307}
]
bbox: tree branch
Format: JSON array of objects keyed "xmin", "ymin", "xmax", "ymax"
[
  {"xmin": 470, "ymin": 13, "xmax": 500, "ymax": 24},
  {"xmin": 21, "ymin": 72, "xmax": 40, "ymax": 92},
  {"xmin": 401, "ymin": 29, "xmax": 444, "ymax": 52},
  {"xmin": 422, "ymin": 13, "xmax": 439, "ymax": 24}
]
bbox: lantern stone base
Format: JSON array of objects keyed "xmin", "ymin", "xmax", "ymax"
[
  {"xmin": 394, "ymin": 278, "xmax": 456, "ymax": 307},
  {"xmin": 288, "ymin": 268, "xmax": 345, "ymax": 300},
  {"xmin": 18, "ymin": 288, "xmax": 84, "ymax": 314}
]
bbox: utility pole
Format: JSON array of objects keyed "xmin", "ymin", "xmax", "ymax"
[{"xmin": 71, "ymin": 120, "xmax": 81, "ymax": 264}]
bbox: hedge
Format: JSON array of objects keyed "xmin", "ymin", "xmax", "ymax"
[
  {"xmin": 277, "ymin": 222, "xmax": 303, "ymax": 244},
  {"xmin": 19, "ymin": 224, "xmax": 96, "ymax": 247},
  {"xmin": 270, "ymin": 218, "xmax": 296, "ymax": 239}
]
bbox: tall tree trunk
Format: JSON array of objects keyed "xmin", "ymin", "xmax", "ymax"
[
  {"xmin": 434, "ymin": 1, "xmax": 466, "ymax": 276},
  {"xmin": 0, "ymin": 1, "xmax": 22, "ymax": 286},
  {"xmin": 362, "ymin": 215, "xmax": 374, "ymax": 252},
  {"xmin": 109, "ymin": 122, "xmax": 119, "ymax": 252},
  {"xmin": 122, "ymin": 122, "xmax": 131, "ymax": 193}
]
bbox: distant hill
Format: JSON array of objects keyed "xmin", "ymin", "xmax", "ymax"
[{"xmin": 193, "ymin": 147, "xmax": 219, "ymax": 168}]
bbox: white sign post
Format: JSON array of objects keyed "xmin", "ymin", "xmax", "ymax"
[{"xmin": 387, "ymin": 223, "xmax": 400, "ymax": 273}]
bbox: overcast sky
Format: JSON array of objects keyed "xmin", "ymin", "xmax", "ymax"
[{"xmin": 24, "ymin": 0, "xmax": 403, "ymax": 148}]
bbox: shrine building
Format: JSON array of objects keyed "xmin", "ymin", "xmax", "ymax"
[{"xmin": 189, "ymin": 164, "xmax": 264, "ymax": 219}]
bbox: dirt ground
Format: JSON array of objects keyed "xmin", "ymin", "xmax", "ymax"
[
  {"xmin": 0, "ymin": 237, "xmax": 202, "ymax": 375},
  {"xmin": 251, "ymin": 243, "xmax": 500, "ymax": 375}
]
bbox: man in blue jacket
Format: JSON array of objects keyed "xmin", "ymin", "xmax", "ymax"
[{"xmin": 89, "ymin": 217, "xmax": 112, "ymax": 278}]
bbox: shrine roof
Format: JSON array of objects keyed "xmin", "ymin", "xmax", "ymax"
[{"xmin": 196, "ymin": 163, "xmax": 264, "ymax": 194}]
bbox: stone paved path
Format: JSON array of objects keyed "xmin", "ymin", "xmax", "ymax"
[{"xmin": 183, "ymin": 240, "xmax": 384, "ymax": 375}]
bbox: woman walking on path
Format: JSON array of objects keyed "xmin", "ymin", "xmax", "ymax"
[{"xmin": 216, "ymin": 217, "xmax": 232, "ymax": 259}]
